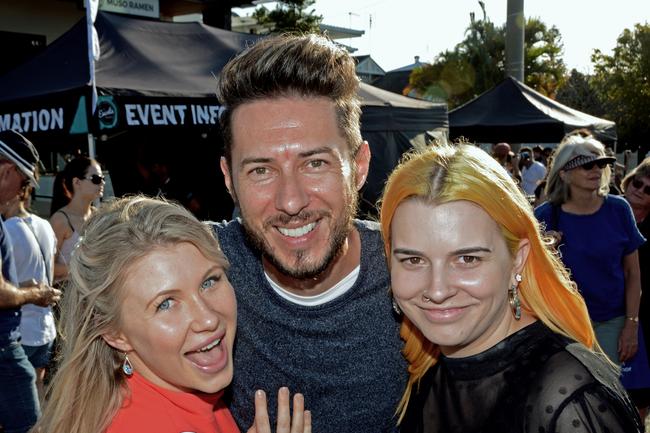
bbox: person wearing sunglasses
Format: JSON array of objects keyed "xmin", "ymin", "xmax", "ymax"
[
  {"xmin": 49, "ymin": 156, "xmax": 105, "ymax": 282},
  {"xmin": 535, "ymin": 133, "xmax": 645, "ymax": 371},
  {"xmin": 0, "ymin": 129, "xmax": 61, "ymax": 433},
  {"xmin": 621, "ymin": 158, "xmax": 650, "ymax": 414}
]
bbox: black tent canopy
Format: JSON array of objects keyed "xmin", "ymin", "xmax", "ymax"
[
  {"xmin": 357, "ymin": 83, "xmax": 447, "ymax": 215},
  {"xmin": 449, "ymin": 77, "xmax": 616, "ymax": 144},
  {"xmin": 0, "ymin": 12, "xmax": 447, "ymax": 218},
  {"xmin": 0, "ymin": 12, "xmax": 262, "ymax": 137}
]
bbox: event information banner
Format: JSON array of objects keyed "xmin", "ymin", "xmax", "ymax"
[
  {"xmin": 97, "ymin": 96, "xmax": 224, "ymax": 131},
  {"xmin": 98, "ymin": 0, "xmax": 159, "ymax": 19}
]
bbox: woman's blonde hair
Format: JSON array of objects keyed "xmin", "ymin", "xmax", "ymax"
[
  {"xmin": 32, "ymin": 196, "xmax": 229, "ymax": 433},
  {"xmin": 545, "ymin": 134, "xmax": 612, "ymax": 205},
  {"xmin": 622, "ymin": 157, "xmax": 650, "ymax": 192},
  {"xmin": 379, "ymin": 144, "xmax": 598, "ymax": 422}
]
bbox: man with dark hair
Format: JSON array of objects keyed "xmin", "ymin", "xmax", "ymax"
[
  {"xmin": 212, "ymin": 34, "xmax": 406, "ymax": 432},
  {"xmin": 519, "ymin": 146, "xmax": 547, "ymax": 196},
  {"xmin": 0, "ymin": 129, "xmax": 61, "ymax": 433}
]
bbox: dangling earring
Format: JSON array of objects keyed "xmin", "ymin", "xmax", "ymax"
[
  {"xmin": 122, "ymin": 353, "xmax": 134, "ymax": 376},
  {"xmin": 508, "ymin": 274, "xmax": 522, "ymax": 320},
  {"xmin": 391, "ymin": 298, "xmax": 402, "ymax": 316}
]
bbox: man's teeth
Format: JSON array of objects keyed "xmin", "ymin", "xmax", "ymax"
[
  {"xmin": 198, "ymin": 338, "xmax": 221, "ymax": 352},
  {"xmin": 278, "ymin": 222, "xmax": 316, "ymax": 237}
]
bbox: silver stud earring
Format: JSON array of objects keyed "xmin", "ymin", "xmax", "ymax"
[
  {"xmin": 509, "ymin": 273, "xmax": 522, "ymax": 320},
  {"xmin": 122, "ymin": 353, "xmax": 133, "ymax": 376}
]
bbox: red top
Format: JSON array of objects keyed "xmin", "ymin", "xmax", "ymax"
[{"xmin": 105, "ymin": 372, "xmax": 240, "ymax": 433}]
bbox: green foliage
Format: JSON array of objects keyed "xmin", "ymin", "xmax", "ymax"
[
  {"xmin": 524, "ymin": 18, "xmax": 566, "ymax": 97},
  {"xmin": 409, "ymin": 4, "xmax": 566, "ymax": 108},
  {"xmin": 252, "ymin": 0, "xmax": 323, "ymax": 34},
  {"xmin": 590, "ymin": 23, "xmax": 650, "ymax": 148},
  {"xmin": 555, "ymin": 69, "xmax": 605, "ymax": 117}
]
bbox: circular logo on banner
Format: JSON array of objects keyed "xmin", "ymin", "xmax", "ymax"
[{"xmin": 98, "ymin": 98, "xmax": 118, "ymax": 130}]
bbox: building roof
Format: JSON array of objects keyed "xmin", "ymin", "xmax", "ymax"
[
  {"xmin": 389, "ymin": 55, "xmax": 428, "ymax": 72},
  {"xmin": 354, "ymin": 55, "xmax": 385, "ymax": 76},
  {"xmin": 319, "ymin": 23, "xmax": 364, "ymax": 39}
]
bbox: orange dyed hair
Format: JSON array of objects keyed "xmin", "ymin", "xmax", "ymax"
[{"xmin": 379, "ymin": 144, "xmax": 598, "ymax": 422}]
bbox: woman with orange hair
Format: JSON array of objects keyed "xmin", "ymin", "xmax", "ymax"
[{"xmin": 380, "ymin": 144, "xmax": 641, "ymax": 432}]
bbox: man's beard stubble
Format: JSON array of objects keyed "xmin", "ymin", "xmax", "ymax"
[{"xmin": 237, "ymin": 186, "xmax": 359, "ymax": 281}]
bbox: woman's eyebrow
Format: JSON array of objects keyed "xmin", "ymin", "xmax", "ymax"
[{"xmin": 451, "ymin": 247, "xmax": 492, "ymax": 255}]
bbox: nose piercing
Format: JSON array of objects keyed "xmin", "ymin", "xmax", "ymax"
[{"xmin": 422, "ymin": 294, "xmax": 432, "ymax": 303}]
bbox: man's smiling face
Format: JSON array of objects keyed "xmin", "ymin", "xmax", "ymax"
[{"xmin": 222, "ymin": 96, "xmax": 365, "ymax": 280}]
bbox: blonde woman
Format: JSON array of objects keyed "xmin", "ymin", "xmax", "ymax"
[
  {"xmin": 536, "ymin": 135, "xmax": 644, "ymax": 367},
  {"xmin": 32, "ymin": 197, "xmax": 310, "ymax": 433},
  {"xmin": 380, "ymin": 144, "xmax": 641, "ymax": 432}
]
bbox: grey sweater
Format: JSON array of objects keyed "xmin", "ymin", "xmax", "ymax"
[{"xmin": 213, "ymin": 219, "xmax": 407, "ymax": 433}]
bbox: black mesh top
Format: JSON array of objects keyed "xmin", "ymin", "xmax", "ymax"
[{"xmin": 400, "ymin": 321, "xmax": 642, "ymax": 433}]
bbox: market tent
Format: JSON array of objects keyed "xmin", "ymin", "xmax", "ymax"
[
  {"xmin": 449, "ymin": 76, "xmax": 616, "ymax": 144},
  {"xmin": 0, "ymin": 11, "xmax": 261, "ymax": 137},
  {"xmin": 0, "ymin": 12, "xmax": 448, "ymax": 218},
  {"xmin": 357, "ymin": 82, "xmax": 448, "ymax": 215}
]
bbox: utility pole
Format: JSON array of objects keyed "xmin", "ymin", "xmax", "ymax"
[{"xmin": 505, "ymin": 0, "xmax": 524, "ymax": 82}]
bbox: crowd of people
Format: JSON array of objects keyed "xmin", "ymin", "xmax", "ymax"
[{"xmin": 0, "ymin": 33, "xmax": 648, "ymax": 433}]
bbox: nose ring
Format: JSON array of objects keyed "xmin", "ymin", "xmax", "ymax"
[{"xmin": 422, "ymin": 293, "xmax": 432, "ymax": 303}]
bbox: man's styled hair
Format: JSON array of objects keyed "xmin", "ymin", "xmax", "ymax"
[{"xmin": 216, "ymin": 33, "xmax": 362, "ymax": 166}]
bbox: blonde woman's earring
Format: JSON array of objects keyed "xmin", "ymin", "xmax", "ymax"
[
  {"xmin": 391, "ymin": 298, "xmax": 403, "ymax": 316},
  {"xmin": 122, "ymin": 353, "xmax": 134, "ymax": 376},
  {"xmin": 509, "ymin": 274, "xmax": 522, "ymax": 320}
]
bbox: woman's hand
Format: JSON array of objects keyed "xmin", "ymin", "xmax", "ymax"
[
  {"xmin": 618, "ymin": 320, "xmax": 639, "ymax": 362},
  {"xmin": 247, "ymin": 387, "xmax": 311, "ymax": 433}
]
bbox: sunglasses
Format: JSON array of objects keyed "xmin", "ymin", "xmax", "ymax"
[
  {"xmin": 631, "ymin": 178, "xmax": 650, "ymax": 195},
  {"xmin": 579, "ymin": 160, "xmax": 609, "ymax": 170},
  {"xmin": 11, "ymin": 165, "xmax": 32, "ymax": 188},
  {"xmin": 85, "ymin": 174, "xmax": 105, "ymax": 185}
]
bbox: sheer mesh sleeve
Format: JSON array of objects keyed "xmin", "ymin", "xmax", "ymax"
[
  {"xmin": 524, "ymin": 349, "xmax": 642, "ymax": 433},
  {"xmin": 552, "ymin": 387, "xmax": 640, "ymax": 433}
]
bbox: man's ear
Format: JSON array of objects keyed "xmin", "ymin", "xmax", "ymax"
[
  {"xmin": 354, "ymin": 141, "xmax": 371, "ymax": 191},
  {"xmin": 220, "ymin": 156, "xmax": 234, "ymax": 198},
  {"xmin": 101, "ymin": 331, "xmax": 133, "ymax": 353}
]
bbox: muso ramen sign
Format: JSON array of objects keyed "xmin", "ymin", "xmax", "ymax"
[{"xmin": 99, "ymin": 0, "xmax": 159, "ymax": 19}]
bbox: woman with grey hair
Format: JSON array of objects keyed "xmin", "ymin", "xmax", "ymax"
[{"xmin": 535, "ymin": 133, "xmax": 645, "ymax": 368}]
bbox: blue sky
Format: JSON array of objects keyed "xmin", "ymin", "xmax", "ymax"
[{"xmin": 238, "ymin": 0, "xmax": 650, "ymax": 73}]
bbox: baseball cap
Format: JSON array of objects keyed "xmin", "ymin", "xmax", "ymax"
[{"xmin": 0, "ymin": 129, "xmax": 40, "ymax": 187}]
